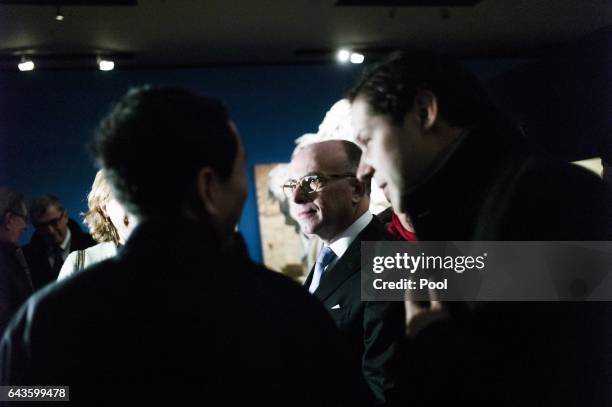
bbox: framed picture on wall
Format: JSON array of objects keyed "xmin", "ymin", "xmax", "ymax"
[{"xmin": 254, "ymin": 163, "xmax": 312, "ymax": 282}]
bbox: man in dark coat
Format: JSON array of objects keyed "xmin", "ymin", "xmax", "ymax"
[
  {"xmin": 24, "ymin": 195, "xmax": 95, "ymax": 289},
  {"xmin": 348, "ymin": 49, "xmax": 611, "ymax": 406},
  {"xmin": 286, "ymin": 140, "xmax": 405, "ymax": 405},
  {"xmin": 0, "ymin": 87, "xmax": 360, "ymax": 406},
  {"xmin": 0, "ymin": 188, "xmax": 33, "ymax": 335}
]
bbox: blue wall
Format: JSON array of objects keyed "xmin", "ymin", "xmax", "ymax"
[
  {"xmin": 2, "ymin": 38, "xmax": 607, "ymax": 262},
  {"xmin": 0, "ymin": 63, "xmax": 364, "ymax": 262}
]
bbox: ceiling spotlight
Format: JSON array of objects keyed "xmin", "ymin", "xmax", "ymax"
[
  {"xmin": 56, "ymin": 6, "xmax": 64, "ymax": 21},
  {"xmin": 98, "ymin": 58, "xmax": 115, "ymax": 71},
  {"xmin": 337, "ymin": 49, "xmax": 350, "ymax": 63},
  {"xmin": 349, "ymin": 52, "xmax": 365, "ymax": 64},
  {"xmin": 18, "ymin": 57, "xmax": 35, "ymax": 72}
]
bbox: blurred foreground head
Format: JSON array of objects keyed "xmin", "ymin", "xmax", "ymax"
[{"xmin": 91, "ymin": 86, "xmax": 247, "ymax": 237}]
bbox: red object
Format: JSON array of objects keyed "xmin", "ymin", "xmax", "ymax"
[{"xmin": 387, "ymin": 213, "xmax": 417, "ymax": 241}]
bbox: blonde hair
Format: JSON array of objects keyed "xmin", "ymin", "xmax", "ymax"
[{"xmin": 84, "ymin": 170, "xmax": 119, "ymax": 244}]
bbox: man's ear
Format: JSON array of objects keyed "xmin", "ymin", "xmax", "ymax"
[
  {"xmin": 350, "ymin": 177, "xmax": 367, "ymax": 203},
  {"xmin": 413, "ymin": 90, "xmax": 438, "ymax": 131},
  {"xmin": 196, "ymin": 167, "xmax": 223, "ymax": 217}
]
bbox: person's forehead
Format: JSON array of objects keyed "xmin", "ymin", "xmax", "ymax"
[
  {"xmin": 350, "ymin": 98, "xmax": 372, "ymax": 126},
  {"xmin": 35, "ymin": 204, "xmax": 62, "ymax": 220},
  {"xmin": 290, "ymin": 144, "xmax": 345, "ymax": 176}
]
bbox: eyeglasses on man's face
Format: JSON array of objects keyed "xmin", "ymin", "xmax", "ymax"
[
  {"xmin": 32, "ymin": 209, "xmax": 65, "ymax": 230},
  {"xmin": 282, "ymin": 173, "xmax": 356, "ymax": 199}
]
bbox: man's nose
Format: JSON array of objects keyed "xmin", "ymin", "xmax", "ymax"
[
  {"xmin": 291, "ymin": 186, "xmax": 310, "ymax": 204},
  {"xmin": 357, "ymin": 159, "xmax": 375, "ymax": 183}
]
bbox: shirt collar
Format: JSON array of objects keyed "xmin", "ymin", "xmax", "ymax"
[
  {"xmin": 328, "ymin": 211, "xmax": 373, "ymax": 259},
  {"xmin": 59, "ymin": 227, "xmax": 71, "ymax": 251}
]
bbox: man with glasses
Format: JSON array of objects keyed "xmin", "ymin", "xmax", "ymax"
[
  {"xmin": 286, "ymin": 140, "xmax": 404, "ymax": 405},
  {"xmin": 24, "ymin": 195, "xmax": 94, "ymax": 289},
  {"xmin": 0, "ymin": 188, "xmax": 33, "ymax": 334}
]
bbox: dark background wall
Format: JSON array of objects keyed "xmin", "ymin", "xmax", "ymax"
[
  {"xmin": 0, "ymin": 63, "xmax": 366, "ymax": 263},
  {"xmin": 1, "ymin": 29, "xmax": 609, "ymax": 263}
]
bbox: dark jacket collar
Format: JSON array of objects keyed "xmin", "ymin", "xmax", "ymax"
[
  {"xmin": 403, "ymin": 122, "xmax": 529, "ymax": 240},
  {"xmin": 28, "ymin": 218, "xmax": 93, "ymax": 251},
  {"xmin": 119, "ymin": 217, "xmax": 251, "ymax": 276},
  {"xmin": 0, "ymin": 240, "xmax": 18, "ymax": 256},
  {"xmin": 312, "ymin": 217, "xmax": 389, "ymax": 302}
]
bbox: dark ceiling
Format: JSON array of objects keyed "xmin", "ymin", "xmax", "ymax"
[{"xmin": 0, "ymin": 0, "xmax": 610, "ymax": 70}]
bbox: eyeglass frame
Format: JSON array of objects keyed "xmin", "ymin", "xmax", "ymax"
[
  {"xmin": 31, "ymin": 209, "xmax": 66, "ymax": 230},
  {"xmin": 282, "ymin": 172, "xmax": 356, "ymax": 198}
]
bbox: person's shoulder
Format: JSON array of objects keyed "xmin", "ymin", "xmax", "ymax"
[
  {"xmin": 524, "ymin": 156, "xmax": 602, "ymax": 180},
  {"xmin": 361, "ymin": 215, "xmax": 395, "ymax": 241},
  {"xmin": 504, "ymin": 157, "xmax": 609, "ymax": 239},
  {"xmin": 241, "ymin": 263, "xmax": 332, "ymax": 316},
  {"xmin": 57, "ymin": 251, "xmax": 78, "ymax": 281},
  {"xmin": 83, "ymin": 242, "xmax": 117, "ymax": 263},
  {"xmin": 245, "ymin": 263, "xmax": 309, "ymax": 298},
  {"xmin": 514, "ymin": 157, "xmax": 606, "ymax": 204},
  {"xmin": 375, "ymin": 206, "xmax": 394, "ymax": 225},
  {"xmin": 23, "ymin": 233, "xmax": 44, "ymax": 253},
  {"xmin": 67, "ymin": 219, "xmax": 96, "ymax": 247},
  {"xmin": 4, "ymin": 260, "xmax": 113, "ymax": 338},
  {"xmin": 58, "ymin": 242, "xmax": 117, "ymax": 281},
  {"xmin": 0, "ymin": 261, "xmax": 114, "ymax": 361}
]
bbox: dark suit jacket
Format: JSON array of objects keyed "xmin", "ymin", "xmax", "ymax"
[
  {"xmin": 23, "ymin": 219, "xmax": 95, "ymax": 290},
  {"xmin": 304, "ymin": 216, "xmax": 405, "ymax": 405},
  {"xmin": 0, "ymin": 242, "xmax": 33, "ymax": 336},
  {"xmin": 397, "ymin": 122, "xmax": 612, "ymax": 407},
  {"xmin": 1, "ymin": 218, "xmax": 361, "ymax": 406}
]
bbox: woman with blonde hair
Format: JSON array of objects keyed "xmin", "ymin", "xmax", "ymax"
[{"xmin": 58, "ymin": 170, "xmax": 134, "ymax": 280}]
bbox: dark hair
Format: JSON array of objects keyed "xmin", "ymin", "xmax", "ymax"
[
  {"xmin": 91, "ymin": 86, "xmax": 237, "ymax": 218},
  {"xmin": 0, "ymin": 188, "xmax": 26, "ymax": 219},
  {"xmin": 347, "ymin": 49, "xmax": 499, "ymax": 128},
  {"xmin": 29, "ymin": 195, "xmax": 65, "ymax": 219},
  {"xmin": 340, "ymin": 140, "xmax": 371, "ymax": 194}
]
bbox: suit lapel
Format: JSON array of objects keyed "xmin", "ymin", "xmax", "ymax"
[
  {"xmin": 313, "ymin": 217, "xmax": 387, "ymax": 302},
  {"xmin": 303, "ymin": 266, "xmax": 314, "ymax": 289},
  {"xmin": 313, "ymin": 241, "xmax": 360, "ymax": 302}
]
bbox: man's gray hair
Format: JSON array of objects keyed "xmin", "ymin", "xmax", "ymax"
[
  {"xmin": 338, "ymin": 140, "xmax": 362, "ymax": 174},
  {"xmin": 0, "ymin": 188, "xmax": 26, "ymax": 218}
]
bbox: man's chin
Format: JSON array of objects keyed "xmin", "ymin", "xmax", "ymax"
[
  {"xmin": 385, "ymin": 188, "xmax": 404, "ymax": 213},
  {"xmin": 298, "ymin": 222, "xmax": 319, "ymax": 237}
]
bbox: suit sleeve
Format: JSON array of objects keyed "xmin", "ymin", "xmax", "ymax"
[
  {"xmin": 0, "ymin": 300, "xmax": 32, "ymax": 386},
  {"xmin": 362, "ymin": 300, "xmax": 405, "ymax": 405},
  {"xmin": 0, "ymin": 262, "xmax": 13, "ymax": 336}
]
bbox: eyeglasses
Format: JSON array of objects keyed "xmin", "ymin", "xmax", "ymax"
[
  {"xmin": 32, "ymin": 210, "xmax": 65, "ymax": 230},
  {"xmin": 282, "ymin": 173, "xmax": 355, "ymax": 198},
  {"xmin": 8, "ymin": 211, "xmax": 28, "ymax": 224}
]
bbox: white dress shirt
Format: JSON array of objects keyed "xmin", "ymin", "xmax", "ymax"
[{"xmin": 326, "ymin": 210, "xmax": 373, "ymax": 270}]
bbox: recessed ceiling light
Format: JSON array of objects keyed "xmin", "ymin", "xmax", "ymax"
[
  {"xmin": 98, "ymin": 58, "xmax": 115, "ymax": 71},
  {"xmin": 349, "ymin": 52, "xmax": 364, "ymax": 64},
  {"xmin": 337, "ymin": 49, "xmax": 350, "ymax": 63},
  {"xmin": 18, "ymin": 57, "xmax": 35, "ymax": 72}
]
